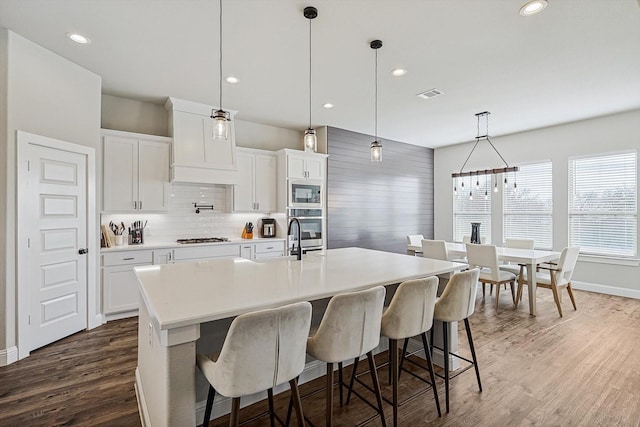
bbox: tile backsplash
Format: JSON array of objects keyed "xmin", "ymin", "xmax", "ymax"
[{"xmin": 101, "ymin": 183, "xmax": 286, "ymax": 243}]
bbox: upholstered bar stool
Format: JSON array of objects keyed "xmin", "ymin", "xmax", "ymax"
[
  {"xmin": 431, "ymin": 269, "xmax": 482, "ymax": 413},
  {"xmin": 306, "ymin": 286, "xmax": 387, "ymax": 427},
  {"xmin": 196, "ymin": 301, "xmax": 312, "ymax": 427},
  {"xmin": 381, "ymin": 276, "xmax": 441, "ymax": 426}
]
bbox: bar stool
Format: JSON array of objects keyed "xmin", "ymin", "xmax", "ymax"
[
  {"xmin": 196, "ymin": 301, "xmax": 312, "ymax": 427},
  {"xmin": 431, "ymin": 269, "xmax": 482, "ymax": 413},
  {"xmin": 306, "ymin": 286, "xmax": 387, "ymax": 427},
  {"xmin": 381, "ymin": 276, "xmax": 441, "ymax": 426}
]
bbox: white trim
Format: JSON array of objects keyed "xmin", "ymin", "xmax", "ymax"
[
  {"xmin": 572, "ymin": 280, "xmax": 640, "ymax": 299},
  {"xmin": 100, "ymin": 128, "xmax": 172, "ymax": 143},
  {"xmin": 0, "ymin": 346, "xmax": 18, "ymax": 366},
  {"xmin": 16, "ymin": 131, "xmax": 98, "ymax": 359},
  {"xmin": 135, "ymin": 368, "xmax": 151, "ymax": 427},
  {"xmin": 577, "ymin": 255, "xmax": 640, "ymax": 267}
]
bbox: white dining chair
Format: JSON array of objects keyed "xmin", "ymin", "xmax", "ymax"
[
  {"xmin": 197, "ymin": 302, "xmax": 312, "ymax": 427},
  {"xmin": 516, "ymin": 247, "xmax": 580, "ymax": 317},
  {"xmin": 499, "ymin": 238, "xmax": 535, "ymax": 277},
  {"xmin": 406, "ymin": 234, "xmax": 424, "ymax": 255},
  {"xmin": 465, "ymin": 244, "xmax": 516, "ymax": 310}
]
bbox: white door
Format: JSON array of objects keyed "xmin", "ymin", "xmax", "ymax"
[{"xmin": 25, "ymin": 143, "xmax": 88, "ymax": 351}]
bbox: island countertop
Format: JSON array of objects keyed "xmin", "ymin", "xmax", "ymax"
[{"xmin": 134, "ymin": 247, "xmax": 467, "ymax": 331}]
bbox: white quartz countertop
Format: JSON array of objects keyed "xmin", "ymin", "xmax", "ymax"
[
  {"xmin": 100, "ymin": 237, "xmax": 286, "ymax": 253},
  {"xmin": 134, "ymin": 247, "xmax": 467, "ymax": 331}
]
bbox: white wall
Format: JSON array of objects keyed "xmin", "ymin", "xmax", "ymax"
[
  {"xmin": 0, "ymin": 29, "xmax": 9, "ymax": 351},
  {"xmin": 101, "ymin": 94, "xmax": 168, "ymax": 137},
  {"xmin": 434, "ymin": 109, "xmax": 640, "ymax": 294},
  {"xmin": 234, "ymin": 119, "xmax": 302, "ymax": 151},
  {"xmin": 1, "ymin": 30, "xmax": 102, "ymax": 354}
]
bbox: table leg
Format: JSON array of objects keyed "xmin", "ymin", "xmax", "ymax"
[{"xmin": 527, "ymin": 263, "xmax": 537, "ymax": 316}]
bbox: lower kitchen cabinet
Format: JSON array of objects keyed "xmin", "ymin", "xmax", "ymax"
[
  {"xmin": 102, "ymin": 250, "xmax": 153, "ymax": 318},
  {"xmin": 254, "ymin": 241, "xmax": 285, "ymax": 260}
]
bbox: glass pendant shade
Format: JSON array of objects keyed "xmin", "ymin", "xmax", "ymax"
[
  {"xmin": 304, "ymin": 128, "xmax": 317, "ymax": 152},
  {"xmin": 211, "ymin": 109, "xmax": 230, "ymax": 140},
  {"xmin": 371, "ymin": 140, "xmax": 382, "ymax": 162}
]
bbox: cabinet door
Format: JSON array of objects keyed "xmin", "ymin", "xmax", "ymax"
[
  {"xmin": 305, "ymin": 156, "xmax": 325, "ymax": 180},
  {"xmin": 287, "ymin": 154, "xmax": 307, "ymax": 179},
  {"xmin": 172, "ymin": 111, "xmax": 206, "ymax": 166},
  {"xmin": 102, "ymin": 264, "xmax": 149, "ymax": 314},
  {"xmin": 139, "ymin": 140, "xmax": 170, "ymax": 212},
  {"xmin": 240, "ymin": 244, "xmax": 253, "ymax": 260},
  {"xmin": 254, "ymin": 154, "xmax": 277, "ymax": 212},
  {"xmin": 103, "ymin": 136, "xmax": 138, "ymax": 211},
  {"xmin": 234, "ymin": 152, "xmax": 255, "ymax": 212},
  {"xmin": 152, "ymin": 250, "xmax": 174, "ymax": 265}
]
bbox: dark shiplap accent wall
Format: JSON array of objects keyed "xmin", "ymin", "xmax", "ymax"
[{"xmin": 327, "ymin": 127, "xmax": 434, "ymax": 254}]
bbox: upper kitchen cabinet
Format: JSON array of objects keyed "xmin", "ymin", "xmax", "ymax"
[
  {"xmin": 234, "ymin": 148, "xmax": 277, "ymax": 212},
  {"xmin": 165, "ymin": 97, "xmax": 239, "ymax": 185},
  {"xmin": 284, "ymin": 149, "xmax": 326, "ymax": 180},
  {"xmin": 102, "ymin": 130, "xmax": 171, "ymax": 212}
]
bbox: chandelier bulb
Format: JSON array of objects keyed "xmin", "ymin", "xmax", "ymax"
[
  {"xmin": 504, "ymin": 177, "xmax": 508, "ymax": 188},
  {"xmin": 476, "ymin": 179, "xmax": 480, "ymax": 189},
  {"xmin": 484, "ymin": 190, "xmax": 488, "ymax": 200},
  {"xmin": 454, "ymin": 185, "xmax": 458, "ymax": 195},
  {"xmin": 493, "ymin": 180, "xmax": 499, "ymax": 192},
  {"xmin": 513, "ymin": 182, "xmax": 518, "ymax": 193},
  {"xmin": 469, "ymin": 191, "xmax": 473, "ymax": 201}
]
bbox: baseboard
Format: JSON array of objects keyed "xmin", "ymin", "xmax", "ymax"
[
  {"xmin": 105, "ymin": 310, "xmax": 139, "ymax": 322},
  {"xmin": 572, "ymin": 280, "xmax": 640, "ymax": 299},
  {"xmin": 0, "ymin": 346, "xmax": 18, "ymax": 366},
  {"xmin": 89, "ymin": 313, "xmax": 104, "ymax": 329}
]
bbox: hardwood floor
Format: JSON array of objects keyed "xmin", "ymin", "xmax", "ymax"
[{"xmin": 1, "ymin": 288, "xmax": 639, "ymax": 426}]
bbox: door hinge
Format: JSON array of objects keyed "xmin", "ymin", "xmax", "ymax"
[
  {"xmin": 28, "ymin": 315, "xmax": 31, "ymax": 325},
  {"xmin": 27, "ymin": 238, "xmax": 31, "ymax": 248},
  {"xmin": 27, "ymin": 160, "xmax": 30, "ymax": 171}
]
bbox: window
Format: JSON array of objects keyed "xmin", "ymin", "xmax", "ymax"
[
  {"xmin": 569, "ymin": 151, "xmax": 637, "ymax": 257},
  {"xmin": 453, "ymin": 177, "xmax": 491, "ymax": 243},
  {"xmin": 503, "ymin": 162, "xmax": 553, "ymax": 249}
]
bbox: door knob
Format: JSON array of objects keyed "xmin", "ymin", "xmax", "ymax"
[{"xmin": 78, "ymin": 248, "xmax": 88, "ymax": 255}]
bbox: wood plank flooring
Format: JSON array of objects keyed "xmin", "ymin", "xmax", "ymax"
[{"xmin": 1, "ymin": 288, "xmax": 640, "ymax": 426}]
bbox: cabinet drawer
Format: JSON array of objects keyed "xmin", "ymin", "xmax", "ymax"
[
  {"xmin": 173, "ymin": 244, "xmax": 241, "ymax": 261},
  {"xmin": 255, "ymin": 241, "xmax": 285, "ymax": 254},
  {"xmin": 102, "ymin": 250, "xmax": 153, "ymax": 266}
]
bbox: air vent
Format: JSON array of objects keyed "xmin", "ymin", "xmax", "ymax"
[{"xmin": 416, "ymin": 88, "xmax": 443, "ymax": 100}]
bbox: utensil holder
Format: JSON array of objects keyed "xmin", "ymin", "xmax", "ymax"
[
  {"xmin": 114, "ymin": 235, "xmax": 125, "ymax": 246},
  {"xmin": 129, "ymin": 229, "xmax": 144, "ymax": 245}
]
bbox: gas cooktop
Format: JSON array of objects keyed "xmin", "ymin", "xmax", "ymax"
[{"xmin": 176, "ymin": 237, "xmax": 230, "ymax": 244}]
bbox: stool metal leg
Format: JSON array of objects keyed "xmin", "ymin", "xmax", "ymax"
[
  {"xmin": 338, "ymin": 362, "xmax": 344, "ymax": 407},
  {"xmin": 366, "ymin": 351, "xmax": 387, "ymax": 427},
  {"xmin": 203, "ymin": 385, "xmax": 216, "ymax": 427},
  {"xmin": 420, "ymin": 332, "xmax": 441, "ymax": 417},
  {"xmin": 390, "ymin": 338, "xmax": 398, "ymax": 427},
  {"xmin": 326, "ymin": 362, "xmax": 334, "ymax": 427},
  {"xmin": 289, "ymin": 378, "xmax": 305, "ymax": 427},
  {"xmin": 230, "ymin": 397, "xmax": 241, "ymax": 427},
  {"xmin": 464, "ymin": 318, "xmax": 482, "ymax": 392},
  {"xmin": 346, "ymin": 357, "xmax": 359, "ymax": 405},
  {"xmin": 397, "ymin": 338, "xmax": 409, "ymax": 382},
  {"xmin": 443, "ymin": 321, "xmax": 450, "ymax": 413},
  {"xmin": 268, "ymin": 388, "xmax": 276, "ymax": 427}
]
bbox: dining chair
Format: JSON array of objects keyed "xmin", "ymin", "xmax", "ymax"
[
  {"xmin": 421, "ymin": 239, "xmax": 448, "ymax": 260},
  {"xmin": 465, "ymin": 243, "xmax": 516, "ymax": 310},
  {"xmin": 431, "ymin": 268, "xmax": 482, "ymax": 413},
  {"xmin": 516, "ymin": 246, "xmax": 580, "ymax": 317},
  {"xmin": 381, "ymin": 276, "xmax": 441, "ymax": 426},
  {"xmin": 406, "ymin": 234, "xmax": 424, "ymax": 255},
  {"xmin": 306, "ymin": 286, "xmax": 387, "ymax": 426},
  {"xmin": 499, "ymin": 238, "xmax": 535, "ymax": 278},
  {"xmin": 196, "ymin": 301, "xmax": 312, "ymax": 427}
]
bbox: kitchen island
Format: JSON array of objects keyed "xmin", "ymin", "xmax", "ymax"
[{"xmin": 134, "ymin": 247, "xmax": 467, "ymax": 427}]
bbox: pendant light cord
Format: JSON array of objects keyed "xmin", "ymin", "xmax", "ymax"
[
  {"xmin": 219, "ymin": 0, "xmax": 223, "ymax": 109},
  {"xmin": 374, "ymin": 48, "xmax": 378, "ymax": 141},
  {"xmin": 309, "ymin": 16, "xmax": 312, "ymax": 129}
]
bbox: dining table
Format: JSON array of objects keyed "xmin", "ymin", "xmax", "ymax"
[{"xmin": 407, "ymin": 241, "xmax": 561, "ymax": 316}]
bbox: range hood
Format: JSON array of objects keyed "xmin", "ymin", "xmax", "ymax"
[{"xmin": 165, "ymin": 97, "xmax": 239, "ymax": 185}]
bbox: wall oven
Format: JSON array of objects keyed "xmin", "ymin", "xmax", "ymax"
[
  {"xmin": 288, "ymin": 208, "xmax": 324, "ymax": 251},
  {"xmin": 289, "ymin": 180, "xmax": 323, "ymax": 208}
]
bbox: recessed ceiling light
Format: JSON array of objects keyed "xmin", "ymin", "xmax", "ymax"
[
  {"xmin": 322, "ymin": 103, "xmax": 334, "ymax": 109},
  {"xmin": 225, "ymin": 76, "xmax": 239, "ymax": 84},
  {"xmin": 519, "ymin": 0, "xmax": 548, "ymax": 16},
  {"xmin": 391, "ymin": 68, "xmax": 407, "ymax": 77},
  {"xmin": 66, "ymin": 32, "xmax": 90, "ymax": 44}
]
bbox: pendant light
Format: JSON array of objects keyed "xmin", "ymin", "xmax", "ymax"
[
  {"xmin": 303, "ymin": 7, "xmax": 318, "ymax": 152},
  {"xmin": 370, "ymin": 40, "xmax": 383, "ymax": 162},
  {"xmin": 211, "ymin": 0, "xmax": 230, "ymax": 140}
]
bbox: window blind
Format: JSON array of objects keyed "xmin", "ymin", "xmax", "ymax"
[
  {"xmin": 569, "ymin": 151, "xmax": 637, "ymax": 257},
  {"xmin": 503, "ymin": 162, "xmax": 553, "ymax": 249},
  {"xmin": 453, "ymin": 178, "xmax": 491, "ymax": 243}
]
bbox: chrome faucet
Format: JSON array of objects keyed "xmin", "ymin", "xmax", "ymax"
[{"xmin": 287, "ymin": 217, "xmax": 302, "ymax": 261}]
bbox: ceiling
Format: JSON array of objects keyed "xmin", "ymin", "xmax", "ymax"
[{"xmin": 1, "ymin": 0, "xmax": 639, "ymax": 148}]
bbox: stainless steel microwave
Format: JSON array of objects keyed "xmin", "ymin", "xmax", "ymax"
[{"xmin": 289, "ymin": 180, "xmax": 323, "ymax": 208}]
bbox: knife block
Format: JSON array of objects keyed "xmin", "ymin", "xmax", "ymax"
[{"xmin": 241, "ymin": 226, "xmax": 253, "ymax": 239}]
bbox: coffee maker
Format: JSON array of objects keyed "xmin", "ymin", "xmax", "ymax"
[{"xmin": 260, "ymin": 218, "xmax": 276, "ymax": 238}]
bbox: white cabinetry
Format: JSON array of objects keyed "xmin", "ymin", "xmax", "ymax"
[
  {"xmin": 234, "ymin": 148, "xmax": 277, "ymax": 212},
  {"xmin": 165, "ymin": 97, "xmax": 239, "ymax": 185},
  {"xmin": 254, "ymin": 241, "xmax": 286, "ymax": 260},
  {"xmin": 102, "ymin": 250, "xmax": 153, "ymax": 317},
  {"xmin": 153, "ymin": 249, "xmax": 174, "ymax": 265},
  {"xmin": 286, "ymin": 151, "xmax": 325, "ymax": 180},
  {"xmin": 172, "ymin": 244, "xmax": 241, "ymax": 263},
  {"xmin": 102, "ymin": 130, "xmax": 170, "ymax": 212}
]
